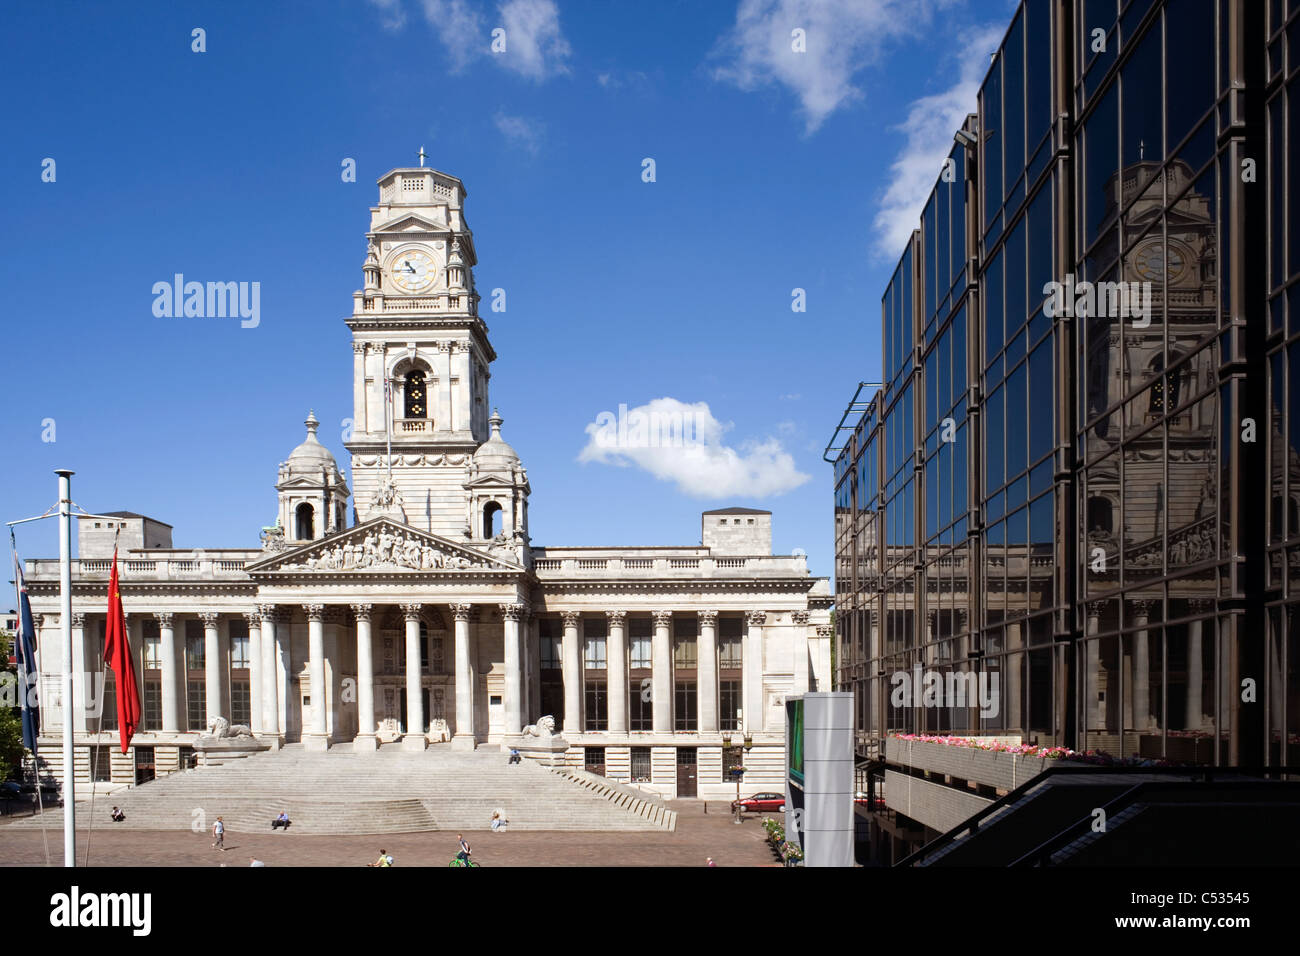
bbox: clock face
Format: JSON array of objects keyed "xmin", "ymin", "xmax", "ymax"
[
  {"xmin": 388, "ymin": 249, "xmax": 437, "ymax": 294},
  {"xmin": 1132, "ymin": 240, "xmax": 1187, "ymax": 283}
]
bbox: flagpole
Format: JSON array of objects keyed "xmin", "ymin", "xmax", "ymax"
[{"xmin": 55, "ymin": 469, "xmax": 75, "ymax": 868}]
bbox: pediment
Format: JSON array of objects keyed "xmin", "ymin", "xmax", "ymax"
[
  {"xmin": 463, "ymin": 473, "xmax": 518, "ymax": 489},
  {"xmin": 247, "ymin": 517, "xmax": 523, "ymax": 574},
  {"xmin": 373, "ymin": 213, "xmax": 446, "ymax": 234}
]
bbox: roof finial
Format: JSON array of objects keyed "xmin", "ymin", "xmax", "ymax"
[
  {"xmin": 418, "ymin": 146, "xmax": 427, "ymax": 167},
  {"xmin": 305, "ymin": 409, "xmax": 319, "ymax": 436},
  {"xmin": 489, "ymin": 408, "xmax": 503, "ymax": 435}
]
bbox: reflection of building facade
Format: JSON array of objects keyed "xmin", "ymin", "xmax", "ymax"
[
  {"xmin": 23, "ymin": 165, "xmax": 831, "ymax": 801},
  {"xmin": 829, "ymin": 0, "xmax": 1297, "ymax": 861}
]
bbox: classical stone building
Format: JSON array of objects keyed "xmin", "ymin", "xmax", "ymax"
[{"xmin": 22, "ymin": 164, "xmax": 831, "ymax": 801}]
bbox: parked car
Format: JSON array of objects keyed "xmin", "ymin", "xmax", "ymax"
[
  {"xmin": 854, "ymin": 790, "xmax": 886, "ymax": 810},
  {"xmin": 730, "ymin": 792, "xmax": 785, "ymax": 814}
]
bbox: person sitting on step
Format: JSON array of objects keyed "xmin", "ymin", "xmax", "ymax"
[{"xmin": 271, "ymin": 810, "xmax": 291, "ymax": 831}]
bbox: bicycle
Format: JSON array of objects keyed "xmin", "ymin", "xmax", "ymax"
[{"xmin": 449, "ymin": 855, "xmax": 480, "ymax": 867}]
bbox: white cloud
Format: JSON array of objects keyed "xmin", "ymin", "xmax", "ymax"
[
  {"xmin": 871, "ymin": 22, "xmax": 1004, "ymax": 259},
  {"xmin": 497, "ymin": 0, "xmax": 571, "ymax": 80},
  {"xmin": 407, "ymin": 0, "xmax": 569, "ymax": 79},
  {"xmin": 417, "ymin": 0, "xmax": 485, "ymax": 72},
  {"xmin": 711, "ymin": 0, "xmax": 954, "ymax": 134},
  {"xmin": 494, "ymin": 111, "xmax": 543, "ymax": 155},
  {"xmin": 578, "ymin": 398, "xmax": 810, "ymax": 499},
  {"xmin": 368, "ymin": 0, "xmax": 407, "ymax": 30}
]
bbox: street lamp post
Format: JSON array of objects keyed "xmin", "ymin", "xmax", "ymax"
[{"xmin": 730, "ymin": 749, "xmax": 744, "ymax": 824}]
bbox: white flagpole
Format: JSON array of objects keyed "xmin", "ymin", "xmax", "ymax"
[{"xmin": 55, "ymin": 469, "xmax": 75, "ymax": 867}]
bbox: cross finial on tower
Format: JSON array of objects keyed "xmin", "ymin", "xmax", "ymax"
[{"xmin": 418, "ymin": 146, "xmax": 427, "ymax": 167}]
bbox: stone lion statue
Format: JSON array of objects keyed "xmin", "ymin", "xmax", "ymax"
[
  {"xmin": 206, "ymin": 715, "xmax": 254, "ymax": 739},
  {"xmin": 521, "ymin": 715, "xmax": 556, "ymax": 738}
]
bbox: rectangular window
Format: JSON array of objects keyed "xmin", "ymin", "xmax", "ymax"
[
  {"xmin": 583, "ymin": 619, "xmax": 607, "ymax": 670},
  {"xmin": 629, "ymin": 632, "xmax": 652, "ymax": 668},
  {"xmin": 584, "ymin": 746, "xmax": 606, "ymax": 774},
  {"xmin": 674, "ymin": 681, "xmax": 697, "ymax": 731},
  {"xmin": 540, "ymin": 633, "xmax": 562, "ymax": 669},
  {"xmin": 143, "ymin": 680, "xmax": 162, "ymax": 732},
  {"xmin": 184, "ymin": 624, "xmax": 205, "ymax": 669},
  {"xmin": 720, "ymin": 680, "xmax": 742, "ymax": 731},
  {"xmin": 187, "ymin": 680, "xmax": 206, "ymax": 732},
  {"xmin": 629, "ymin": 684, "xmax": 653, "ymax": 731},
  {"xmin": 630, "ymin": 746, "xmax": 652, "ymax": 783},
  {"xmin": 231, "ymin": 680, "xmax": 251, "ymax": 726},
  {"xmin": 672, "ymin": 626, "xmax": 697, "ymax": 668},
  {"xmin": 90, "ymin": 746, "xmax": 112, "ymax": 782},
  {"xmin": 584, "ymin": 680, "xmax": 607, "ymax": 731}
]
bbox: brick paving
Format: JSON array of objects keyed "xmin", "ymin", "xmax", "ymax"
[{"xmin": 0, "ymin": 801, "xmax": 782, "ymax": 867}]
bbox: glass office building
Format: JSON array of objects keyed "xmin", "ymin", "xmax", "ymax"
[{"xmin": 830, "ymin": 0, "xmax": 1298, "ymax": 842}]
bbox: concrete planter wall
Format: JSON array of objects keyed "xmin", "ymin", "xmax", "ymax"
[{"xmin": 885, "ymin": 737, "xmax": 1056, "ymax": 792}]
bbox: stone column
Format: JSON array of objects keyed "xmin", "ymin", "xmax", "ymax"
[
  {"xmin": 70, "ymin": 612, "xmax": 87, "ymax": 733},
  {"xmin": 606, "ymin": 610, "xmax": 629, "ymax": 735},
  {"xmin": 652, "ymin": 610, "xmax": 673, "ymax": 734},
  {"xmin": 1130, "ymin": 600, "xmax": 1153, "ymax": 732},
  {"xmin": 452, "ymin": 341, "xmax": 471, "ymax": 433},
  {"xmin": 500, "ymin": 603, "xmax": 525, "ymax": 736},
  {"xmin": 451, "ymin": 603, "xmax": 476, "ymax": 750},
  {"xmin": 155, "ymin": 613, "xmax": 179, "ymax": 733},
  {"xmin": 244, "ymin": 611, "xmax": 263, "ymax": 735},
  {"xmin": 1186, "ymin": 601, "xmax": 1208, "ymax": 729},
  {"xmin": 352, "ymin": 604, "xmax": 376, "ymax": 751},
  {"xmin": 400, "ymin": 603, "xmax": 426, "ymax": 750},
  {"xmin": 792, "ymin": 610, "xmax": 810, "ymax": 696},
  {"xmin": 436, "ymin": 341, "xmax": 453, "ymax": 432},
  {"xmin": 561, "ymin": 611, "xmax": 582, "ymax": 736},
  {"xmin": 698, "ymin": 610, "xmax": 719, "ymax": 734},
  {"xmin": 199, "ymin": 612, "xmax": 223, "ymax": 726},
  {"xmin": 1006, "ymin": 621, "xmax": 1023, "ymax": 731},
  {"xmin": 258, "ymin": 606, "xmax": 281, "ymax": 746},
  {"xmin": 1085, "ymin": 602, "xmax": 1103, "ymax": 732},
  {"xmin": 302, "ymin": 605, "xmax": 329, "ymax": 749},
  {"xmin": 867, "ymin": 609, "xmax": 879, "ymax": 739},
  {"xmin": 353, "ymin": 342, "xmax": 368, "ymax": 433},
  {"xmin": 745, "ymin": 611, "xmax": 766, "ymax": 734}
]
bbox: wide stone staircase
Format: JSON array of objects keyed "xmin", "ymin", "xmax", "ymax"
[{"xmin": 2, "ymin": 745, "xmax": 677, "ymax": 834}]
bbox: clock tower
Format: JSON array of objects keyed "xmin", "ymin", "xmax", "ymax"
[{"xmin": 345, "ymin": 164, "xmax": 525, "ymax": 543}]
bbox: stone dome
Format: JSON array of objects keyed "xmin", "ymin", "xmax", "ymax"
[
  {"xmin": 285, "ymin": 410, "xmax": 343, "ymax": 479},
  {"xmin": 472, "ymin": 409, "xmax": 520, "ymax": 471}
]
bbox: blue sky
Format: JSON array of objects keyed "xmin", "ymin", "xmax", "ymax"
[{"xmin": 0, "ymin": 0, "xmax": 1015, "ymax": 578}]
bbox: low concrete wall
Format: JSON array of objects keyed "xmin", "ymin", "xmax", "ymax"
[{"xmin": 883, "ymin": 770, "xmax": 993, "ymax": 834}]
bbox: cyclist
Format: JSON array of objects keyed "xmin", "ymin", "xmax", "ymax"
[{"xmin": 455, "ymin": 834, "xmax": 472, "ymax": 866}]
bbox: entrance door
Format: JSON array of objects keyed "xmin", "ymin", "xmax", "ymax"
[
  {"xmin": 135, "ymin": 746, "xmax": 155, "ymax": 785},
  {"xmin": 676, "ymin": 748, "xmax": 697, "ymax": 798}
]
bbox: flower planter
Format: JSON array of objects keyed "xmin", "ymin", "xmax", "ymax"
[{"xmin": 886, "ymin": 737, "xmax": 1057, "ymax": 791}]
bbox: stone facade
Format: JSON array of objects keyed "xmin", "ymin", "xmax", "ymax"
[{"xmin": 21, "ymin": 164, "xmax": 831, "ymax": 801}]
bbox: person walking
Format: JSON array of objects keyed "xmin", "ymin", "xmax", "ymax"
[
  {"xmin": 249, "ymin": 857, "xmax": 266, "ymax": 867},
  {"xmin": 211, "ymin": 817, "xmax": 225, "ymax": 850}
]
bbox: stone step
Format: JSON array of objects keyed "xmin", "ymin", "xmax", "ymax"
[{"xmin": 3, "ymin": 749, "xmax": 677, "ymax": 834}]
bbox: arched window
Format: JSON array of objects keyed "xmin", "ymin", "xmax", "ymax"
[
  {"xmin": 295, "ymin": 503, "xmax": 314, "ymax": 540},
  {"xmin": 1087, "ymin": 496, "xmax": 1113, "ymax": 533},
  {"xmin": 483, "ymin": 501, "xmax": 503, "ymax": 539},
  {"xmin": 404, "ymin": 370, "xmax": 427, "ymax": 419},
  {"xmin": 1148, "ymin": 354, "xmax": 1180, "ymax": 416}
]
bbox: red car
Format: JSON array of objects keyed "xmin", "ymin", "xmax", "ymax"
[{"xmin": 731, "ymin": 792, "xmax": 785, "ymax": 814}]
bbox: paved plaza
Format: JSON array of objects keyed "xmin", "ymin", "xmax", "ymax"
[{"xmin": 0, "ymin": 801, "xmax": 781, "ymax": 867}]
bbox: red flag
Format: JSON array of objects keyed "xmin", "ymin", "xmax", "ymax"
[{"xmin": 104, "ymin": 546, "xmax": 140, "ymax": 753}]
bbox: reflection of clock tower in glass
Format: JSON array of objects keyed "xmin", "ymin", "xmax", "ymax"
[{"xmin": 343, "ymin": 164, "xmax": 525, "ymax": 540}]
